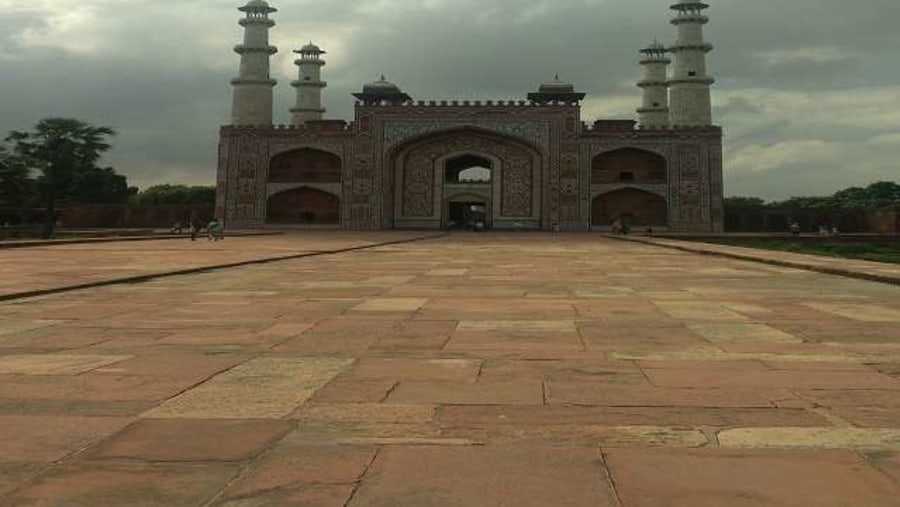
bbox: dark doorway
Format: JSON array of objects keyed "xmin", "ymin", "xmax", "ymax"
[
  {"xmin": 267, "ymin": 187, "xmax": 340, "ymax": 225},
  {"xmin": 448, "ymin": 201, "xmax": 488, "ymax": 230},
  {"xmin": 592, "ymin": 189, "xmax": 667, "ymax": 227}
]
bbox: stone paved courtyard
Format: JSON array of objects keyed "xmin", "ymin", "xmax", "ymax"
[{"xmin": 1, "ymin": 232, "xmax": 900, "ymax": 506}]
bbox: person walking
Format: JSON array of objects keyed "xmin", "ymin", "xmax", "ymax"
[
  {"xmin": 189, "ymin": 220, "xmax": 198, "ymax": 241},
  {"xmin": 206, "ymin": 218, "xmax": 224, "ymax": 241}
]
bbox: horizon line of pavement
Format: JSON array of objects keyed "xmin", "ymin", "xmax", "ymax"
[
  {"xmin": 609, "ymin": 234, "xmax": 900, "ymax": 287},
  {"xmin": 0, "ymin": 233, "xmax": 448, "ymax": 303},
  {"xmin": 0, "ymin": 231, "xmax": 282, "ymax": 250}
]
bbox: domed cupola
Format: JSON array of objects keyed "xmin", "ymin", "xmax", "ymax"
[
  {"xmin": 298, "ymin": 41, "xmax": 324, "ymax": 56},
  {"xmin": 353, "ymin": 75, "xmax": 413, "ymax": 105},
  {"xmin": 527, "ymin": 75, "xmax": 586, "ymax": 105}
]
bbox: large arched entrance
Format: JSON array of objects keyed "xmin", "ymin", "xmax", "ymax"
[
  {"xmin": 443, "ymin": 155, "xmax": 492, "ymax": 230},
  {"xmin": 267, "ymin": 187, "xmax": 340, "ymax": 225},
  {"xmin": 390, "ymin": 128, "xmax": 542, "ymax": 230},
  {"xmin": 592, "ymin": 148, "xmax": 667, "ymax": 185},
  {"xmin": 592, "ymin": 188, "xmax": 667, "ymax": 228}
]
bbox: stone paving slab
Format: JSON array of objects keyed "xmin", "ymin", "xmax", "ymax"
[
  {"xmin": 0, "ymin": 415, "xmax": 132, "ymax": 462},
  {"xmin": 605, "ymin": 448, "xmax": 900, "ymax": 507},
  {"xmin": 221, "ymin": 444, "xmax": 376, "ymax": 501},
  {"xmin": 144, "ymin": 357, "xmax": 353, "ymax": 419},
  {"xmin": 87, "ymin": 419, "xmax": 294, "ymax": 462},
  {"xmin": 718, "ymin": 427, "xmax": 900, "ymax": 450},
  {"xmin": 348, "ymin": 445, "xmax": 618, "ymax": 507},
  {"xmin": 1, "ymin": 232, "xmax": 900, "ymax": 505},
  {"xmin": 0, "ymin": 354, "xmax": 131, "ymax": 375},
  {"xmin": 3, "ymin": 462, "xmax": 239, "ymax": 507}
]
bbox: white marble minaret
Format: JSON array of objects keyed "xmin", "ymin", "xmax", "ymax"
[
  {"xmin": 668, "ymin": 0, "xmax": 715, "ymax": 127},
  {"xmin": 637, "ymin": 40, "xmax": 671, "ymax": 129},
  {"xmin": 291, "ymin": 42, "xmax": 327, "ymax": 125},
  {"xmin": 230, "ymin": 0, "xmax": 278, "ymax": 126}
]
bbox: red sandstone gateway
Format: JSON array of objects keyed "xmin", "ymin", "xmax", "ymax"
[{"xmin": 219, "ymin": 0, "xmax": 724, "ymax": 233}]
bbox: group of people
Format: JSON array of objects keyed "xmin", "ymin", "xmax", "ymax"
[
  {"xmin": 789, "ymin": 222, "xmax": 840, "ymax": 237},
  {"xmin": 169, "ymin": 219, "xmax": 225, "ymax": 241}
]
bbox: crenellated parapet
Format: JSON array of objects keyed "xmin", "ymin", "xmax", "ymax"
[
  {"xmin": 222, "ymin": 120, "xmax": 354, "ymax": 135},
  {"xmin": 355, "ymin": 99, "xmax": 580, "ymax": 109}
]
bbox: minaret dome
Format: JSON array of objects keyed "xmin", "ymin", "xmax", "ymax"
[
  {"xmin": 230, "ymin": 0, "xmax": 278, "ymax": 126},
  {"xmin": 667, "ymin": 0, "xmax": 715, "ymax": 127},
  {"xmin": 637, "ymin": 40, "xmax": 671, "ymax": 129},
  {"xmin": 291, "ymin": 41, "xmax": 328, "ymax": 125}
]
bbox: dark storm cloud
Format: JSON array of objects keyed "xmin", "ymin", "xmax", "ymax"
[{"xmin": 1, "ymin": 0, "xmax": 898, "ymax": 197}]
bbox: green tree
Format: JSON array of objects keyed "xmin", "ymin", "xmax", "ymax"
[
  {"xmin": 132, "ymin": 184, "xmax": 216, "ymax": 205},
  {"xmin": 6, "ymin": 118, "xmax": 116, "ymax": 238},
  {"xmin": 68, "ymin": 166, "xmax": 131, "ymax": 204},
  {"xmin": 724, "ymin": 197, "xmax": 766, "ymax": 210},
  {"xmin": 831, "ymin": 181, "xmax": 900, "ymax": 209},
  {"xmin": 0, "ymin": 145, "xmax": 34, "ymax": 206}
]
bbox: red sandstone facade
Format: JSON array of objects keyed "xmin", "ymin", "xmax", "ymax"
[{"xmin": 217, "ymin": 103, "xmax": 724, "ymax": 232}]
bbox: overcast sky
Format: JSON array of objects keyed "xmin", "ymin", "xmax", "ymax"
[{"xmin": 1, "ymin": 0, "xmax": 898, "ymax": 200}]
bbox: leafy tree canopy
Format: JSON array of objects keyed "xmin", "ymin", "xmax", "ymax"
[
  {"xmin": 723, "ymin": 197, "xmax": 766, "ymax": 210},
  {"xmin": 7, "ymin": 118, "xmax": 116, "ymax": 196},
  {"xmin": 131, "ymin": 184, "xmax": 216, "ymax": 205},
  {"xmin": 5, "ymin": 118, "xmax": 120, "ymax": 237},
  {"xmin": 830, "ymin": 181, "xmax": 900, "ymax": 209},
  {"xmin": 65, "ymin": 166, "xmax": 134, "ymax": 204},
  {"xmin": 0, "ymin": 145, "xmax": 34, "ymax": 206},
  {"xmin": 728, "ymin": 182, "xmax": 900, "ymax": 212}
]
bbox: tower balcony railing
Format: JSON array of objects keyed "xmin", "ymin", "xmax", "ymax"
[{"xmin": 234, "ymin": 44, "xmax": 278, "ymax": 55}]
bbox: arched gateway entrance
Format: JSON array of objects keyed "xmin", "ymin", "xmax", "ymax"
[
  {"xmin": 266, "ymin": 148, "xmax": 342, "ymax": 226},
  {"xmin": 390, "ymin": 128, "xmax": 542, "ymax": 230}
]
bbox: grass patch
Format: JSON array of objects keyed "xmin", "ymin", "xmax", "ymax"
[{"xmin": 697, "ymin": 239, "xmax": 900, "ymax": 265}]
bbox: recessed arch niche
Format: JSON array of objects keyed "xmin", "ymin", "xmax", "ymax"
[
  {"xmin": 266, "ymin": 187, "xmax": 340, "ymax": 225},
  {"xmin": 269, "ymin": 148, "xmax": 342, "ymax": 183},
  {"xmin": 592, "ymin": 148, "xmax": 667, "ymax": 185}
]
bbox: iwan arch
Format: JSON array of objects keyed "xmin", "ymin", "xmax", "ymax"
[{"xmin": 217, "ymin": 0, "xmax": 724, "ymax": 232}]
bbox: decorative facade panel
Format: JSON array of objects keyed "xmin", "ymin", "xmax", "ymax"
[{"xmin": 218, "ymin": 109, "xmax": 723, "ymax": 232}]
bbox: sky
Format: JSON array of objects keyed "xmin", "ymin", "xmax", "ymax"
[{"xmin": 0, "ymin": 0, "xmax": 898, "ymax": 201}]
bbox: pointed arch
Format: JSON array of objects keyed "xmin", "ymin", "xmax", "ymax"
[
  {"xmin": 269, "ymin": 147, "xmax": 342, "ymax": 183},
  {"xmin": 386, "ymin": 125, "xmax": 541, "ymax": 161},
  {"xmin": 388, "ymin": 127, "xmax": 542, "ymax": 227},
  {"xmin": 592, "ymin": 147, "xmax": 667, "ymax": 185}
]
